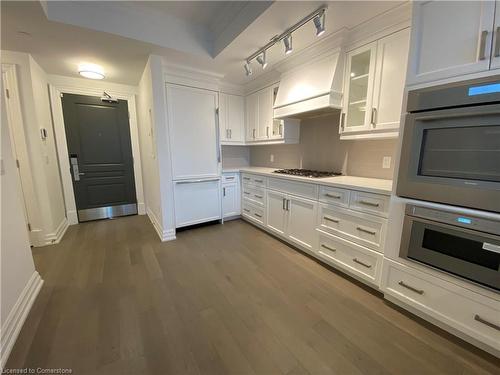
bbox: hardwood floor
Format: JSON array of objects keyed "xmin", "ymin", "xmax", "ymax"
[{"xmin": 5, "ymin": 215, "xmax": 500, "ymax": 374}]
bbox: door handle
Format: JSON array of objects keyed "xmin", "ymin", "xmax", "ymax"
[
  {"xmin": 176, "ymin": 178, "xmax": 220, "ymax": 184},
  {"xmin": 285, "ymin": 199, "xmax": 290, "ymax": 211},
  {"xmin": 266, "ymin": 126, "xmax": 269, "ymax": 138},
  {"xmin": 215, "ymin": 108, "xmax": 221, "ymax": 162},
  {"xmin": 282, "ymin": 198, "xmax": 286, "ymax": 210},
  {"xmin": 340, "ymin": 112, "xmax": 346, "ymax": 132},
  {"xmin": 495, "ymin": 26, "xmax": 500, "ymax": 57},
  {"xmin": 252, "ymin": 129, "xmax": 256, "ymax": 139},
  {"xmin": 478, "ymin": 30, "xmax": 488, "ymax": 61},
  {"xmin": 482, "ymin": 242, "xmax": 500, "ymax": 254}
]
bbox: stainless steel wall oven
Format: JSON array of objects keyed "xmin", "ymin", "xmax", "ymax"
[
  {"xmin": 400, "ymin": 204, "xmax": 500, "ymax": 291},
  {"xmin": 397, "ymin": 76, "xmax": 500, "ymax": 213}
]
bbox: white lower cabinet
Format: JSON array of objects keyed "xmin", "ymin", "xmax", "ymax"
[
  {"xmin": 317, "ymin": 231, "xmax": 383, "ymax": 286},
  {"xmin": 266, "ymin": 190, "xmax": 287, "ymax": 236},
  {"xmin": 382, "ymin": 259, "xmax": 500, "ymax": 355},
  {"xmin": 222, "ymin": 184, "xmax": 240, "ymax": 218},
  {"xmin": 242, "ymin": 201, "xmax": 265, "ymax": 225}
]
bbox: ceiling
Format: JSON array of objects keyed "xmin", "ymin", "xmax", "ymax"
[{"xmin": 1, "ymin": 1, "xmax": 406, "ymax": 86}]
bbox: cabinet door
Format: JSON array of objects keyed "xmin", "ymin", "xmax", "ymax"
[
  {"xmin": 407, "ymin": 0, "xmax": 495, "ymax": 85},
  {"xmin": 219, "ymin": 93, "xmax": 229, "ymax": 142},
  {"xmin": 371, "ymin": 28, "xmax": 410, "ymax": 131},
  {"xmin": 257, "ymin": 86, "xmax": 273, "ymax": 140},
  {"xmin": 266, "ymin": 190, "xmax": 287, "ymax": 236},
  {"xmin": 286, "ymin": 195, "xmax": 318, "ymax": 252},
  {"xmin": 222, "ymin": 183, "xmax": 240, "ymax": 217},
  {"xmin": 491, "ymin": 1, "xmax": 500, "ymax": 70},
  {"xmin": 341, "ymin": 42, "xmax": 377, "ymax": 134},
  {"xmin": 245, "ymin": 92, "xmax": 258, "ymax": 141},
  {"xmin": 270, "ymin": 85, "xmax": 284, "ymax": 139},
  {"xmin": 226, "ymin": 94, "xmax": 245, "ymax": 142}
]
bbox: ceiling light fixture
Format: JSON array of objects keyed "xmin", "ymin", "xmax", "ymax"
[
  {"xmin": 243, "ymin": 6, "xmax": 327, "ymax": 76},
  {"xmin": 78, "ymin": 63, "xmax": 105, "ymax": 80},
  {"xmin": 256, "ymin": 51, "xmax": 267, "ymax": 69},
  {"xmin": 244, "ymin": 61, "xmax": 252, "ymax": 76},
  {"xmin": 283, "ymin": 34, "xmax": 293, "ymax": 55},
  {"xmin": 313, "ymin": 13, "xmax": 326, "ymax": 36}
]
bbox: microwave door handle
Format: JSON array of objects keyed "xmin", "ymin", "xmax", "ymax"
[{"xmin": 482, "ymin": 242, "xmax": 500, "ymax": 254}]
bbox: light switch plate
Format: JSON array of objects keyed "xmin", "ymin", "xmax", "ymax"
[{"xmin": 382, "ymin": 156, "xmax": 391, "ymax": 169}]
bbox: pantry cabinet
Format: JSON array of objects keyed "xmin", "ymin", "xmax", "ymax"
[
  {"xmin": 219, "ymin": 93, "xmax": 245, "ymax": 144},
  {"xmin": 340, "ymin": 28, "xmax": 410, "ymax": 139},
  {"xmin": 245, "ymin": 84, "xmax": 300, "ymax": 144},
  {"xmin": 407, "ymin": 0, "xmax": 497, "ymax": 85}
]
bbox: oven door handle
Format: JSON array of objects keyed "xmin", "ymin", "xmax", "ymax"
[{"xmin": 482, "ymin": 242, "xmax": 500, "ymax": 254}]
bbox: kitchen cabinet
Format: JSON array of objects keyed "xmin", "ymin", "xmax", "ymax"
[
  {"xmin": 340, "ymin": 28, "xmax": 410, "ymax": 139},
  {"xmin": 407, "ymin": 1, "xmax": 497, "ymax": 85},
  {"xmin": 219, "ymin": 93, "xmax": 245, "ymax": 144},
  {"xmin": 266, "ymin": 190, "xmax": 287, "ymax": 236},
  {"xmin": 245, "ymin": 84, "xmax": 300, "ymax": 144},
  {"xmin": 489, "ymin": 1, "xmax": 500, "ymax": 70},
  {"xmin": 222, "ymin": 172, "xmax": 240, "ymax": 219}
]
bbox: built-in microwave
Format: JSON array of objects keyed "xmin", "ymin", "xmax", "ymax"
[
  {"xmin": 400, "ymin": 204, "xmax": 500, "ymax": 291},
  {"xmin": 397, "ymin": 76, "xmax": 500, "ymax": 213}
]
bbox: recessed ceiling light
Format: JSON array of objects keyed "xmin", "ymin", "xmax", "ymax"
[{"xmin": 78, "ymin": 63, "xmax": 105, "ymax": 80}]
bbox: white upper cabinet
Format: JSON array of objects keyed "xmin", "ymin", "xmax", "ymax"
[
  {"xmin": 245, "ymin": 84, "xmax": 300, "ymax": 144},
  {"xmin": 407, "ymin": 0, "xmax": 496, "ymax": 85},
  {"xmin": 491, "ymin": 2, "xmax": 500, "ymax": 70},
  {"xmin": 340, "ymin": 28, "xmax": 410, "ymax": 139},
  {"xmin": 219, "ymin": 93, "xmax": 245, "ymax": 144}
]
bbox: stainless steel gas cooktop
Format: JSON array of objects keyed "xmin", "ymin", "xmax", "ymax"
[{"xmin": 273, "ymin": 169, "xmax": 342, "ymax": 178}]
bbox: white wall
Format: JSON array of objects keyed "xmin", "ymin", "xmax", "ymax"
[
  {"xmin": 1, "ymin": 89, "xmax": 42, "ymax": 368},
  {"xmin": 136, "ymin": 55, "xmax": 175, "ymax": 241},
  {"xmin": 1, "ymin": 51, "xmax": 66, "ymax": 246}
]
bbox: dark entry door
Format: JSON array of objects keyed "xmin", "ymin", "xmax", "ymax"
[{"xmin": 61, "ymin": 94, "xmax": 137, "ymax": 222}]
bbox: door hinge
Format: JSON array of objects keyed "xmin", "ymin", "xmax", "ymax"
[
  {"xmin": 16, "ymin": 159, "xmax": 20, "ymax": 169},
  {"xmin": 5, "ymin": 88, "xmax": 10, "ymax": 99},
  {"xmin": 27, "ymin": 223, "xmax": 31, "ymax": 231}
]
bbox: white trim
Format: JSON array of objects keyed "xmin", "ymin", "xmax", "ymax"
[
  {"xmin": 44, "ymin": 217, "xmax": 69, "ymax": 245},
  {"xmin": 48, "ymin": 83, "xmax": 145, "ymax": 225},
  {"xmin": 147, "ymin": 208, "xmax": 176, "ymax": 242},
  {"xmin": 0, "ymin": 272, "xmax": 43, "ymax": 370}
]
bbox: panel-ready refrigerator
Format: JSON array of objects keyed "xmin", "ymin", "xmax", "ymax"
[{"xmin": 166, "ymin": 83, "xmax": 222, "ymax": 228}]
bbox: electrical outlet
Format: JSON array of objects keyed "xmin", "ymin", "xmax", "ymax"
[
  {"xmin": 270, "ymin": 154, "xmax": 274, "ymax": 162},
  {"xmin": 382, "ymin": 156, "xmax": 391, "ymax": 169}
]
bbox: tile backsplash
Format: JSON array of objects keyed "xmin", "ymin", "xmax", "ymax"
[{"xmin": 248, "ymin": 114, "xmax": 398, "ymax": 180}]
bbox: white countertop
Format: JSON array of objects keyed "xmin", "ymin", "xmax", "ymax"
[{"xmin": 222, "ymin": 166, "xmax": 393, "ymax": 195}]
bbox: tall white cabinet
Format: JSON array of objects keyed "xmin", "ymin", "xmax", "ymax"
[
  {"xmin": 340, "ymin": 28, "xmax": 410, "ymax": 139},
  {"xmin": 407, "ymin": 0, "xmax": 498, "ymax": 85}
]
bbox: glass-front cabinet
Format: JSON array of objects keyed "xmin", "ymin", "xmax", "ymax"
[
  {"xmin": 271, "ymin": 85, "xmax": 284, "ymax": 139},
  {"xmin": 341, "ymin": 42, "xmax": 377, "ymax": 133}
]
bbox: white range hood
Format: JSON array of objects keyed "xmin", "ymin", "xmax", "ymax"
[{"xmin": 273, "ymin": 50, "xmax": 344, "ymax": 120}]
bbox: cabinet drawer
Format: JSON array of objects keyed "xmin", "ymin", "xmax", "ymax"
[
  {"xmin": 382, "ymin": 259, "xmax": 500, "ymax": 351},
  {"xmin": 318, "ymin": 185, "xmax": 350, "ymax": 207},
  {"xmin": 317, "ymin": 203, "xmax": 386, "ymax": 252},
  {"xmin": 241, "ymin": 173, "xmax": 266, "ymax": 187},
  {"xmin": 222, "ymin": 173, "xmax": 239, "ymax": 184},
  {"xmin": 268, "ymin": 177, "xmax": 318, "ymax": 200},
  {"xmin": 317, "ymin": 231, "xmax": 383, "ymax": 286},
  {"xmin": 350, "ymin": 191, "xmax": 390, "ymax": 217},
  {"xmin": 242, "ymin": 185, "xmax": 266, "ymax": 207},
  {"xmin": 242, "ymin": 201, "xmax": 265, "ymax": 225}
]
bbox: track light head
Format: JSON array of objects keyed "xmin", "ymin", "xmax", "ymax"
[
  {"xmin": 283, "ymin": 34, "xmax": 293, "ymax": 55},
  {"xmin": 256, "ymin": 52, "xmax": 267, "ymax": 69},
  {"xmin": 313, "ymin": 13, "xmax": 325, "ymax": 36},
  {"xmin": 244, "ymin": 61, "xmax": 252, "ymax": 76}
]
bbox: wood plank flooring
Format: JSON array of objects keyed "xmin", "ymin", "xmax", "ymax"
[{"xmin": 5, "ymin": 215, "xmax": 500, "ymax": 374}]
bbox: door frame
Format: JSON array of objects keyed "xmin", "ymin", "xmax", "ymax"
[{"xmin": 49, "ymin": 84, "xmax": 145, "ymax": 225}]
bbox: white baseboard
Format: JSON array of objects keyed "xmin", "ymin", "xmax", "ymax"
[
  {"xmin": 147, "ymin": 208, "xmax": 176, "ymax": 242},
  {"xmin": 67, "ymin": 210, "xmax": 78, "ymax": 225},
  {"xmin": 44, "ymin": 217, "xmax": 69, "ymax": 245},
  {"xmin": 137, "ymin": 202, "xmax": 146, "ymax": 215},
  {"xmin": 0, "ymin": 272, "xmax": 43, "ymax": 370}
]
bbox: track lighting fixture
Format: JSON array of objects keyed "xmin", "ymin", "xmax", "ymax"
[
  {"xmin": 256, "ymin": 52, "xmax": 267, "ymax": 69},
  {"xmin": 313, "ymin": 13, "xmax": 325, "ymax": 36},
  {"xmin": 244, "ymin": 61, "xmax": 252, "ymax": 76},
  {"xmin": 283, "ymin": 34, "xmax": 293, "ymax": 55},
  {"xmin": 243, "ymin": 6, "xmax": 326, "ymax": 75}
]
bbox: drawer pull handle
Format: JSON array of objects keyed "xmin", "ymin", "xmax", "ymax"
[
  {"xmin": 356, "ymin": 226, "xmax": 376, "ymax": 235},
  {"xmin": 474, "ymin": 315, "xmax": 500, "ymax": 331},
  {"xmin": 243, "ymin": 177, "xmax": 250, "ymax": 180},
  {"xmin": 254, "ymin": 194, "xmax": 263, "ymax": 199},
  {"xmin": 353, "ymin": 258, "xmax": 372, "ymax": 268},
  {"xmin": 254, "ymin": 213, "xmax": 262, "ymax": 218},
  {"xmin": 243, "ymin": 208, "xmax": 250, "ymax": 213},
  {"xmin": 398, "ymin": 281, "xmax": 424, "ymax": 295},
  {"xmin": 321, "ymin": 244, "xmax": 336, "ymax": 252},
  {"xmin": 359, "ymin": 200, "xmax": 380, "ymax": 207},
  {"xmin": 225, "ymin": 176, "xmax": 235, "ymax": 180},
  {"xmin": 243, "ymin": 191, "xmax": 250, "ymax": 195},
  {"xmin": 325, "ymin": 193, "xmax": 341, "ymax": 199},
  {"xmin": 324, "ymin": 216, "xmax": 340, "ymax": 223},
  {"xmin": 254, "ymin": 179, "xmax": 264, "ymax": 183}
]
